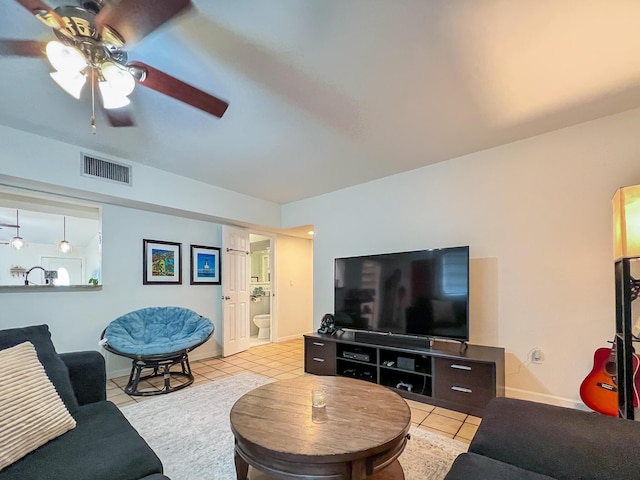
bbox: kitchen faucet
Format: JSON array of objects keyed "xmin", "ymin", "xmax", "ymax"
[{"xmin": 24, "ymin": 266, "xmax": 57, "ymax": 286}]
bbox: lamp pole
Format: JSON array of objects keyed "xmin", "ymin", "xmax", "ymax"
[{"xmin": 614, "ymin": 257, "xmax": 636, "ymax": 419}]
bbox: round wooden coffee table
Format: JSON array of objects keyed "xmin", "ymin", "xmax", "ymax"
[{"xmin": 230, "ymin": 376, "xmax": 411, "ymax": 480}]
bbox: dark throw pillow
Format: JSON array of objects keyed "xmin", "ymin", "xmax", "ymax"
[{"xmin": 0, "ymin": 325, "xmax": 79, "ymax": 413}]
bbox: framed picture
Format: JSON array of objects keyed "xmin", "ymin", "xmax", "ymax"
[
  {"xmin": 190, "ymin": 245, "xmax": 221, "ymax": 285},
  {"xmin": 143, "ymin": 239, "xmax": 182, "ymax": 285}
]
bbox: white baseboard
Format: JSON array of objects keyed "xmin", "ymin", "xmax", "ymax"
[
  {"xmin": 190, "ymin": 347, "xmax": 222, "ymax": 362},
  {"xmin": 275, "ymin": 333, "xmax": 304, "ymax": 343},
  {"xmin": 107, "ymin": 367, "xmax": 131, "ymax": 380},
  {"xmin": 505, "ymin": 386, "xmax": 590, "ymax": 411}
]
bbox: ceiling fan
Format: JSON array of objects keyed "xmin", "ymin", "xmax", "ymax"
[{"xmin": 1, "ymin": 0, "xmax": 229, "ymax": 130}]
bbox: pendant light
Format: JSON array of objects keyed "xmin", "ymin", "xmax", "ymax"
[
  {"xmin": 58, "ymin": 216, "xmax": 72, "ymax": 253},
  {"xmin": 9, "ymin": 210, "xmax": 24, "ymax": 250}
]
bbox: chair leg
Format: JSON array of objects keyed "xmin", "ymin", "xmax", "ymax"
[
  {"xmin": 163, "ymin": 363, "xmax": 172, "ymax": 392},
  {"xmin": 122, "ymin": 353, "xmax": 194, "ymax": 396},
  {"xmin": 182, "ymin": 355, "xmax": 192, "ymax": 376},
  {"xmin": 125, "ymin": 360, "xmax": 144, "ymax": 396}
]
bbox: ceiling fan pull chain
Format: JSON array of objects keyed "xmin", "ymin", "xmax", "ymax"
[{"xmin": 90, "ymin": 68, "xmax": 96, "ymax": 135}]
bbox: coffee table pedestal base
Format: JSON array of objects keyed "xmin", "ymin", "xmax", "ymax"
[{"xmin": 234, "ymin": 437, "xmax": 407, "ymax": 480}]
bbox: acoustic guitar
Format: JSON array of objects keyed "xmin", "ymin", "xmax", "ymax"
[{"xmin": 579, "ymin": 339, "xmax": 640, "ymax": 416}]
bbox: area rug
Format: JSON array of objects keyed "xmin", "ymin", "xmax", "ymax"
[{"xmin": 121, "ymin": 372, "xmax": 467, "ymax": 480}]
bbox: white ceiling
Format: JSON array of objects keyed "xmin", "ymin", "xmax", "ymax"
[{"xmin": 0, "ymin": 1, "xmax": 639, "ymax": 205}]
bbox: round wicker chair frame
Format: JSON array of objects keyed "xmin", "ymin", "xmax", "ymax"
[{"xmin": 100, "ymin": 328, "xmax": 213, "ymax": 396}]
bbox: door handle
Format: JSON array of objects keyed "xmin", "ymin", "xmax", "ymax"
[{"xmin": 222, "ymin": 296, "xmax": 231, "ymax": 300}]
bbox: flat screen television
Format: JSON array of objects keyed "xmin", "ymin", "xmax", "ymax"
[{"xmin": 334, "ymin": 246, "xmax": 469, "ymax": 342}]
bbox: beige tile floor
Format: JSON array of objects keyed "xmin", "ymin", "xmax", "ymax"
[{"xmin": 107, "ymin": 337, "xmax": 480, "ymax": 444}]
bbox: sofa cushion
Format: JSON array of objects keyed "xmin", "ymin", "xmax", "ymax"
[
  {"xmin": 0, "ymin": 325, "xmax": 79, "ymax": 413},
  {"xmin": 59, "ymin": 351, "xmax": 107, "ymax": 405},
  {"xmin": 470, "ymin": 397, "xmax": 640, "ymax": 480},
  {"xmin": 0, "ymin": 342, "xmax": 76, "ymax": 472},
  {"xmin": 0, "ymin": 401, "xmax": 164, "ymax": 480},
  {"xmin": 444, "ymin": 453, "xmax": 557, "ymax": 480}
]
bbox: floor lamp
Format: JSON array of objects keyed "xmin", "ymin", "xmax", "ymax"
[{"xmin": 613, "ymin": 185, "xmax": 640, "ymax": 419}]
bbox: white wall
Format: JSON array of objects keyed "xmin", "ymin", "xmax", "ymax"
[
  {"xmin": 0, "ymin": 124, "xmax": 309, "ymax": 377},
  {"xmin": 0, "ymin": 124, "xmax": 281, "ymax": 229},
  {"xmin": 0, "ymin": 201, "xmax": 313, "ymax": 378},
  {"xmin": 0, "ymin": 204, "xmax": 224, "ymax": 377},
  {"xmin": 0, "ymin": 242, "xmax": 92, "ymax": 285},
  {"xmin": 282, "ymin": 106, "xmax": 640, "ymax": 407},
  {"xmin": 85, "ymin": 232, "xmax": 102, "ymax": 282},
  {"xmin": 275, "ymin": 235, "xmax": 314, "ymax": 341}
]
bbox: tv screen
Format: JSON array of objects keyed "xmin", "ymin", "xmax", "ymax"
[{"xmin": 334, "ymin": 246, "xmax": 469, "ymax": 341}]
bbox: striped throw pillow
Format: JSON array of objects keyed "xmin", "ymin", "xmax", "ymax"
[{"xmin": 0, "ymin": 341, "xmax": 76, "ymax": 471}]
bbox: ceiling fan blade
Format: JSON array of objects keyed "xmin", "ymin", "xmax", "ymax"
[
  {"xmin": 129, "ymin": 61, "xmax": 229, "ymax": 118},
  {"xmin": 95, "ymin": 0, "xmax": 192, "ymax": 47},
  {"xmin": 14, "ymin": 0, "xmax": 66, "ymax": 30},
  {"xmin": 0, "ymin": 39, "xmax": 44, "ymax": 57}
]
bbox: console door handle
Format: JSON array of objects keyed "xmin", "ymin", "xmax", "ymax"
[
  {"xmin": 313, "ymin": 357, "xmax": 325, "ymax": 363},
  {"xmin": 450, "ymin": 364, "xmax": 471, "ymax": 371},
  {"xmin": 313, "ymin": 342, "xmax": 325, "ymax": 347}
]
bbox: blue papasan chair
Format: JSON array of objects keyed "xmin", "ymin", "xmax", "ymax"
[{"xmin": 101, "ymin": 306, "xmax": 214, "ymax": 396}]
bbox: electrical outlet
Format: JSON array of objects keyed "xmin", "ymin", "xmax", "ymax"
[{"xmin": 532, "ymin": 347, "xmax": 544, "ymax": 364}]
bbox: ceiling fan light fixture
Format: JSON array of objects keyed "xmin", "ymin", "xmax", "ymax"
[
  {"xmin": 101, "ymin": 62, "xmax": 135, "ymax": 97},
  {"xmin": 34, "ymin": 10, "xmax": 64, "ymax": 30},
  {"xmin": 98, "ymin": 80, "xmax": 131, "ymax": 109},
  {"xmin": 50, "ymin": 71, "xmax": 86, "ymax": 99},
  {"xmin": 45, "ymin": 41, "xmax": 87, "ymax": 73}
]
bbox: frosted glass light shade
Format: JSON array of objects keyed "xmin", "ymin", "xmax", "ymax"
[
  {"xmin": 9, "ymin": 236, "xmax": 25, "ymax": 250},
  {"xmin": 101, "ymin": 62, "xmax": 135, "ymax": 96},
  {"xmin": 98, "ymin": 80, "xmax": 131, "ymax": 109},
  {"xmin": 46, "ymin": 41, "xmax": 87, "ymax": 73},
  {"xmin": 50, "ymin": 71, "xmax": 86, "ymax": 99},
  {"xmin": 58, "ymin": 240, "xmax": 72, "ymax": 253},
  {"xmin": 613, "ymin": 185, "xmax": 640, "ymax": 259}
]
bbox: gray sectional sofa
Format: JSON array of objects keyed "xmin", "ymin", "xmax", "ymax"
[
  {"xmin": 445, "ymin": 397, "xmax": 640, "ymax": 480},
  {"xmin": 0, "ymin": 325, "xmax": 169, "ymax": 480}
]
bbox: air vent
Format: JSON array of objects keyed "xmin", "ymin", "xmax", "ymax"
[{"xmin": 81, "ymin": 154, "xmax": 132, "ymax": 186}]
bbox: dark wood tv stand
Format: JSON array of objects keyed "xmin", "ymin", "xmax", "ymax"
[{"xmin": 304, "ymin": 331, "xmax": 505, "ymax": 417}]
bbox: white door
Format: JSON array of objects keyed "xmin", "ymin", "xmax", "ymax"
[
  {"xmin": 41, "ymin": 257, "xmax": 84, "ymax": 285},
  {"xmin": 222, "ymin": 226, "xmax": 251, "ymax": 356}
]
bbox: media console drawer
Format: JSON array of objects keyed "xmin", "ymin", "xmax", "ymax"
[
  {"xmin": 304, "ymin": 337, "xmax": 337, "ymax": 375},
  {"xmin": 433, "ymin": 357, "xmax": 495, "ymax": 410}
]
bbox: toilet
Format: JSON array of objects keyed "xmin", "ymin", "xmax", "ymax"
[{"xmin": 253, "ymin": 314, "xmax": 271, "ymax": 340}]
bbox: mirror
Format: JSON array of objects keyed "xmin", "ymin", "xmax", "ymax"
[
  {"xmin": 250, "ymin": 248, "xmax": 270, "ymax": 283},
  {"xmin": 0, "ymin": 191, "xmax": 101, "ymax": 287},
  {"xmin": 250, "ymin": 235, "xmax": 271, "ymax": 284}
]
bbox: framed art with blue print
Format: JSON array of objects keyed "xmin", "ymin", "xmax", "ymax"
[{"xmin": 190, "ymin": 245, "xmax": 221, "ymax": 285}]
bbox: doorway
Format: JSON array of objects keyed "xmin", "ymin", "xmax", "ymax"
[{"xmin": 249, "ymin": 233, "xmax": 274, "ymax": 347}]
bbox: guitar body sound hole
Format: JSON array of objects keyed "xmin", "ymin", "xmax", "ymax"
[{"xmin": 605, "ymin": 360, "xmax": 617, "ymax": 376}]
